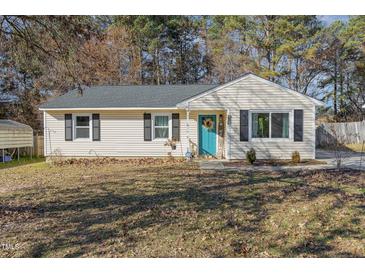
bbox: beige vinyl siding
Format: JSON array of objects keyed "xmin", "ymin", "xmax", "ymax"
[
  {"xmin": 44, "ymin": 109, "xmax": 199, "ymax": 157},
  {"xmin": 44, "ymin": 75, "xmax": 317, "ymax": 159},
  {"xmin": 0, "ymin": 128, "xmax": 33, "ymax": 149},
  {"xmin": 188, "ymin": 75, "xmax": 316, "ymax": 159}
]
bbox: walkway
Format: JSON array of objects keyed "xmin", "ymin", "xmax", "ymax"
[
  {"xmin": 316, "ymin": 149, "xmax": 365, "ymax": 170},
  {"xmin": 198, "ymin": 149, "xmax": 365, "ymax": 171}
]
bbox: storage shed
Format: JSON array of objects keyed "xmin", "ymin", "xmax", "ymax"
[{"xmin": 0, "ymin": 120, "xmax": 33, "ymax": 162}]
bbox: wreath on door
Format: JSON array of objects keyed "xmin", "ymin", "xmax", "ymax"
[{"xmin": 203, "ymin": 118, "xmax": 214, "ymax": 130}]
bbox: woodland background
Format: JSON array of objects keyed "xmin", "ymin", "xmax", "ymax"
[{"xmin": 0, "ymin": 16, "xmax": 364, "ymax": 132}]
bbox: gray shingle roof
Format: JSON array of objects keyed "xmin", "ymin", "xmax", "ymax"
[{"xmin": 40, "ymin": 84, "xmax": 217, "ymax": 109}]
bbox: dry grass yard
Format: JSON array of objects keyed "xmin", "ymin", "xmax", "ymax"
[{"xmin": 0, "ymin": 159, "xmax": 364, "ymax": 257}]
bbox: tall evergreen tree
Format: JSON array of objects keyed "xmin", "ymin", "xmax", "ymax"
[{"xmin": 1, "ymin": 15, "xmax": 364, "ymax": 129}]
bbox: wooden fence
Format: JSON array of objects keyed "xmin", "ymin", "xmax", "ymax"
[
  {"xmin": 21, "ymin": 135, "xmax": 44, "ymax": 157},
  {"xmin": 33, "ymin": 135, "xmax": 44, "ymax": 157},
  {"xmin": 316, "ymin": 121, "xmax": 365, "ymax": 147}
]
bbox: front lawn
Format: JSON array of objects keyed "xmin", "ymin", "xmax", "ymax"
[{"xmin": 0, "ymin": 159, "xmax": 364, "ymax": 257}]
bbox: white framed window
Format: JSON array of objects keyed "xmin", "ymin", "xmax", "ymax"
[
  {"xmin": 271, "ymin": 113, "xmax": 289, "ymax": 138},
  {"xmin": 250, "ymin": 111, "xmax": 291, "ymax": 140},
  {"xmin": 152, "ymin": 113, "xmax": 171, "ymax": 140},
  {"xmin": 73, "ymin": 114, "xmax": 92, "ymax": 140},
  {"xmin": 252, "ymin": 112, "xmax": 270, "ymax": 138}
]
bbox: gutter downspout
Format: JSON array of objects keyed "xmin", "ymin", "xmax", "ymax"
[
  {"xmin": 227, "ymin": 109, "xmax": 231, "ymax": 160},
  {"xmin": 43, "ymin": 111, "xmax": 47, "ymax": 157},
  {"xmin": 186, "ymin": 103, "xmax": 191, "ymax": 153}
]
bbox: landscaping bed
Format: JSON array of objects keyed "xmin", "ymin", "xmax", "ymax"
[
  {"xmin": 51, "ymin": 156, "xmax": 185, "ymax": 167},
  {"xmin": 223, "ymin": 159, "xmax": 327, "ymax": 168}
]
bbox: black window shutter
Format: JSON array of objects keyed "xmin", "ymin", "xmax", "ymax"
[
  {"xmin": 65, "ymin": 114, "xmax": 73, "ymax": 141},
  {"xmin": 240, "ymin": 110, "xmax": 249, "ymax": 141},
  {"xmin": 144, "ymin": 113, "xmax": 152, "ymax": 141},
  {"xmin": 92, "ymin": 113, "xmax": 100, "ymax": 141},
  {"xmin": 172, "ymin": 113, "xmax": 180, "ymax": 141},
  {"xmin": 294, "ymin": 109, "xmax": 304, "ymax": 142}
]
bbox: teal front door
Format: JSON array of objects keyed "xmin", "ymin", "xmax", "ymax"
[{"xmin": 198, "ymin": 115, "xmax": 217, "ymax": 156}]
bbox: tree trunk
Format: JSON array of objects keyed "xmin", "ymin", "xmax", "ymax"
[
  {"xmin": 339, "ymin": 66, "xmax": 344, "ymax": 113},
  {"xmin": 139, "ymin": 48, "xmax": 144, "ymax": 84},
  {"xmin": 155, "ymin": 48, "xmax": 160, "ymax": 85},
  {"xmin": 333, "ymin": 57, "xmax": 338, "ymax": 116}
]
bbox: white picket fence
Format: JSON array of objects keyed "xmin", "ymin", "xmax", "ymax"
[{"xmin": 316, "ymin": 121, "xmax": 365, "ymax": 147}]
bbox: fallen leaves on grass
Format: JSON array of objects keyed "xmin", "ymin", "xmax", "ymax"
[
  {"xmin": 53, "ymin": 157, "xmax": 186, "ymax": 167},
  {"xmin": 0, "ymin": 162, "xmax": 363, "ymax": 257}
]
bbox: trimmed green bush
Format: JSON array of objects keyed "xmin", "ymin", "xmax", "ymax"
[
  {"xmin": 246, "ymin": 148, "xmax": 256, "ymax": 165},
  {"xmin": 292, "ymin": 151, "xmax": 301, "ymax": 163}
]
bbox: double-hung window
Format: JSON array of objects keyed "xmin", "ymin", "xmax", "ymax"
[
  {"xmin": 75, "ymin": 115, "xmax": 91, "ymax": 139},
  {"xmin": 251, "ymin": 111, "xmax": 290, "ymax": 139},
  {"xmin": 252, "ymin": 113, "xmax": 270, "ymax": 138},
  {"xmin": 271, "ymin": 113, "xmax": 289, "ymax": 138},
  {"xmin": 153, "ymin": 115, "xmax": 170, "ymax": 139}
]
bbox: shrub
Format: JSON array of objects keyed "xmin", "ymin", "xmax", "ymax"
[
  {"xmin": 246, "ymin": 148, "xmax": 256, "ymax": 165},
  {"xmin": 291, "ymin": 151, "xmax": 301, "ymax": 163}
]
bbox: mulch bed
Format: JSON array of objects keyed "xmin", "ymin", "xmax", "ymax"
[
  {"xmin": 52, "ymin": 157, "xmax": 186, "ymax": 167},
  {"xmin": 223, "ymin": 159, "xmax": 327, "ymax": 168}
]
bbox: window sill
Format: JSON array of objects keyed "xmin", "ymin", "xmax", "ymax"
[
  {"xmin": 152, "ymin": 138, "xmax": 169, "ymax": 142},
  {"xmin": 72, "ymin": 138, "xmax": 92, "ymax": 142},
  {"xmin": 250, "ymin": 138, "xmax": 292, "ymax": 142}
]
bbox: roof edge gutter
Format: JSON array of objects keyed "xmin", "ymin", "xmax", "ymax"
[{"xmin": 39, "ymin": 107, "xmax": 179, "ymax": 111}]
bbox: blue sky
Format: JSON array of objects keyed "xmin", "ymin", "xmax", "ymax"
[{"xmin": 317, "ymin": 15, "xmax": 350, "ymax": 25}]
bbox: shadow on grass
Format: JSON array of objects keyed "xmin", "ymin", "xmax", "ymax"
[
  {"xmin": 1, "ymin": 166, "xmax": 364, "ymax": 257},
  {"xmin": 288, "ymin": 225, "xmax": 364, "ymax": 257}
]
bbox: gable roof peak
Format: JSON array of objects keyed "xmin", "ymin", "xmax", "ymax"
[{"xmin": 177, "ymin": 72, "xmax": 325, "ymax": 107}]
